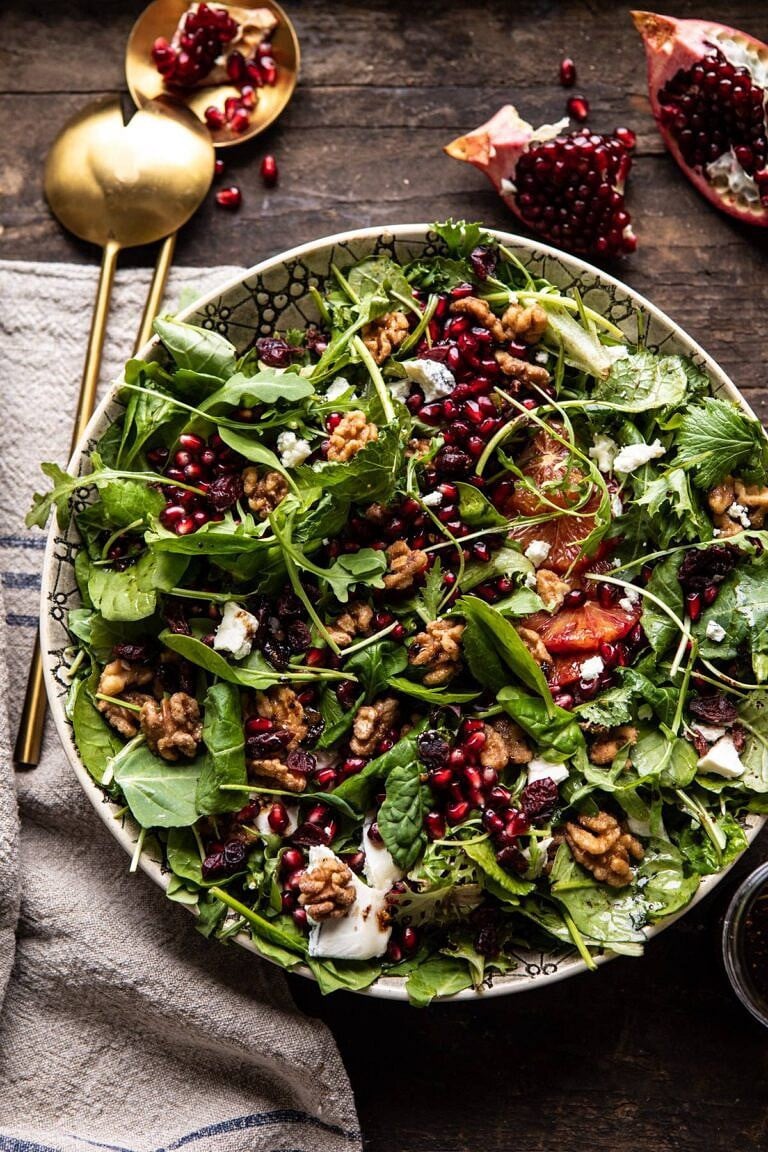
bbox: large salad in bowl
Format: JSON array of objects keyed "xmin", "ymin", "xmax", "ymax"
[{"xmin": 31, "ymin": 221, "xmax": 768, "ymax": 1004}]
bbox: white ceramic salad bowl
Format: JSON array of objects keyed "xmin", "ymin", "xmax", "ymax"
[{"xmin": 39, "ymin": 224, "xmax": 765, "ymax": 1001}]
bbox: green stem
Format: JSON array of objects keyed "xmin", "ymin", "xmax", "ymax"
[
  {"xmin": 95, "ymin": 693, "xmax": 142, "ymax": 713},
  {"xmin": 560, "ymin": 906, "xmax": 598, "ymax": 971},
  {"xmin": 209, "ymin": 887, "xmax": 306, "ymax": 956},
  {"xmin": 352, "ymin": 334, "xmax": 395, "ymax": 423},
  {"xmin": 129, "ymin": 827, "xmax": 146, "ymax": 874}
]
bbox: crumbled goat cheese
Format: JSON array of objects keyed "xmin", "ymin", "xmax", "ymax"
[
  {"xmin": 706, "ymin": 620, "xmax": 727, "ymax": 643},
  {"xmin": 533, "ymin": 350, "xmax": 549, "ymax": 366},
  {"xmin": 727, "ymin": 501, "xmax": 751, "ymax": 529},
  {"xmin": 611, "ymin": 493, "xmax": 623, "ymax": 518},
  {"xmin": 421, "ymin": 490, "xmax": 443, "ymax": 507},
  {"xmin": 524, "ymin": 539, "xmax": 551, "ymax": 567},
  {"xmin": 588, "ymin": 433, "xmax": 619, "ymax": 473},
  {"xmin": 527, "ymin": 758, "xmax": 569, "ymax": 785},
  {"xmin": 401, "ymin": 358, "xmax": 456, "ymax": 403},
  {"xmin": 579, "ymin": 655, "xmax": 605, "ymax": 682},
  {"xmin": 277, "ymin": 430, "xmax": 312, "ymax": 468},
  {"xmin": 696, "ymin": 734, "xmax": 745, "ymax": 780},
  {"xmin": 306, "ymin": 846, "xmax": 392, "ymax": 961},
  {"xmin": 362, "ymin": 817, "xmax": 404, "ymax": 891},
  {"xmin": 693, "ymin": 723, "xmax": 727, "ymax": 744},
  {"xmin": 386, "ymin": 377, "xmax": 411, "ymax": 404},
  {"xmin": 613, "ymin": 440, "xmax": 667, "ymax": 474},
  {"xmin": 213, "ymin": 601, "xmax": 260, "ymax": 661},
  {"xmin": 325, "ymin": 376, "xmax": 354, "ymax": 402},
  {"xmin": 618, "ymin": 587, "xmax": 640, "ymax": 612}
]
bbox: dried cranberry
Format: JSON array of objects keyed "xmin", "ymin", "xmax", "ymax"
[
  {"xmin": 291, "ymin": 822, "xmax": 331, "ymax": 848},
  {"xmin": 254, "ymin": 336, "xmax": 298, "ymax": 368},
  {"xmin": 262, "ymin": 637, "xmax": 290, "ymax": 670},
  {"xmin": 417, "ymin": 730, "xmax": 451, "ymax": 766},
  {"xmin": 111, "ymin": 642, "xmax": 152, "ymax": 663},
  {"xmin": 469, "ymin": 245, "xmax": 498, "ymax": 281},
  {"xmin": 163, "ymin": 601, "xmax": 192, "ymax": 635},
  {"xmin": 520, "ymin": 778, "xmax": 559, "ymax": 822},
  {"xmin": 286, "ymin": 620, "xmax": 311, "ymax": 653},
  {"xmin": 678, "ymin": 545, "xmax": 740, "ymax": 591},
  {"xmin": 207, "ymin": 472, "xmax": 244, "ymax": 511},
  {"xmin": 688, "ymin": 693, "xmax": 739, "ymax": 725},
  {"xmin": 302, "ymin": 710, "xmax": 325, "ymax": 746},
  {"xmin": 222, "ymin": 840, "xmax": 247, "ymax": 868},
  {"xmin": 732, "ymin": 724, "xmax": 747, "ymax": 753},
  {"xmin": 305, "ymin": 324, "xmax": 330, "ymax": 354},
  {"xmin": 201, "ymin": 851, "xmax": 225, "ymax": 880},
  {"xmin": 275, "ymin": 590, "xmax": 303, "ymax": 618},
  {"xmin": 286, "ymin": 748, "xmax": 317, "ymax": 775},
  {"xmin": 475, "ymin": 924, "xmax": 500, "ymax": 958},
  {"xmin": 246, "ymin": 729, "xmax": 292, "ymax": 758}
]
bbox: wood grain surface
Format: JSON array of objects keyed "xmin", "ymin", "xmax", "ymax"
[{"xmin": 2, "ymin": 2, "xmax": 768, "ymax": 1148}]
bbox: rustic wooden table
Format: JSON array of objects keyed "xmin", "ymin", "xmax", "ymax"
[{"xmin": 3, "ymin": 1, "xmax": 768, "ymax": 1148}]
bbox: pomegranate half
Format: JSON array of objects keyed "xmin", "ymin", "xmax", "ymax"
[
  {"xmin": 633, "ymin": 10, "xmax": 768, "ymax": 224},
  {"xmin": 445, "ymin": 105, "xmax": 636, "ymax": 257}
]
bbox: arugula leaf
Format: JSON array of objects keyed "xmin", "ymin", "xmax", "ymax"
[
  {"xmin": 316, "ymin": 686, "xmax": 362, "ymax": 749},
  {"xmin": 463, "ymin": 838, "xmax": 533, "ymax": 899},
  {"xmin": 199, "ymin": 369, "xmax": 314, "ymax": 410},
  {"xmin": 405, "ymin": 955, "xmax": 474, "ymax": 1006},
  {"xmin": 88, "ymin": 552, "xmax": 189, "ymax": 622},
  {"xmin": 738, "ymin": 693, "xmax": 768, "ymax": 792},
  {"xmin": 641, "ymin": 553, "xmax": 684, "ymax": 656},
  {"xmin": 432, "ymin": 219, "xmax": 493, "ymax": 258},
  {"xmin": 634, "ymin": 467, "xmax": 711, "ymax": 548},
  {"xmin": 71, "ymin": 672, "xmax": 124, "ymax": 783},
  {"xmin": 413, "ymin": 558, "xmax": 444, "ymax": 621},
  {"xmin": 593, "ymin": 349, "xmax": 689, "ymax": 411},
  {"xmin": 346, "ymin": 639, "xmax": 408, "ymax": 701},
  {"xmin": 456, "ymin": 483, "xmax": 508, "ymax": 529},
  {"xmin": 458, "ymin": 544, "xmax": 533, "ymax": 593},
  {"xmin": 196, "ymin": 682, "xmax": 247, "ymax": 815},
  {"xmin": 676, "ymin": 397, "xmax": 768, "ymax": 489},
  {"xmin": 378, "ymin": 760, "xmax": 426, "ymax": 870},
  {"xmin": 153, "ymin": 317, "xmax": 237, "ymax": 380},
  {"xmin": 540, "ymin": 302, "xmax": 620, "ymax": 380},
  {"xmin": 159, "ymin": 630, "xmax": 287, "ymax": 691},
  {"xmin": 347, "ymin": 255, "xmax": 412, "ymax": 305},
  {"xmin": 458, "ymin": 596, "xmax": 553, "ymax": 707},
  {"xmin": 297, "ymin": 420, "xmax": 404, "ymax": 505},
  {"xmin": 216, "ymin": 426, "xmax": 291, "ymax": 480},
  {"xmin": 322, "ymin": 549, "xmax": 387, "ymax": 603},
  {"xmin": 114, "ymin": 743, "xmax": 204, "ymax": 828}
]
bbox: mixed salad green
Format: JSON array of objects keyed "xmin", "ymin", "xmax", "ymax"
[{"xmin": 30, "ymin": 221, "xmax": 768, "ymax": 1004}]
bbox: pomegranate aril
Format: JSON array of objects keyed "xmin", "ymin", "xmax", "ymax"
[
  {"xmin": 425, "ymin": 811, "xmax": 446, "ymax": 840},
  {"xmin": 615, "ymin": 126, "xmax": 637, "ymax": 150},
  {"xmin": 261, "ymin": 155, "xmax": 278, "ymax": 187},
  {"xmin": 230, "ymin": 108, "xmax": 250, "ymax": 134},
  {"xmin": 560, "ymin": 57, "xmax": 576, "ymax": 87},
  {"xmin": 216, "ymin": 186, "xmax": 242, "ymax": 210},
  {"xmin": 281, "ymin": 848, "xmax": 304, "ymax": 874},
  {"xmin": 292, "ymin": 908, "xmax": 308, "ymax": 930},
  {"xmin": 205, "ymin": 105, "xmax": 225, "ymax": 130},
  {"xmin": 259, "ymin": 55, "xmax": 277, "ymax": 84},
  {"xmin": 686, "ymin": 590, "xmax": 702, "ymax": 622},
  {"xmin": 567, "ymin": 95, "xmax": 590, "ymax": 122},
  {"xmin": 176, "ymin": 516, "xmax": 196, "ymax": 536},
  {"xmin": 314, "ymin": 766, "xmax": 339, "ymax": 791},
  {"xmin": 268, "ymin": 802, "xmax": 289, "ymax": 834},
  {"xmin": 446, "ymin": 800, "xmax": 470, "ymax": 824},
  {"xmin": 226, "ymin": 49, "xmax": 246, "ymax": 82}
]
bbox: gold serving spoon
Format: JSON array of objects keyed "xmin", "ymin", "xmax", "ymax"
[{"xmin": 14, "ymin": 94, "xmax": 214, "ymax": 769}]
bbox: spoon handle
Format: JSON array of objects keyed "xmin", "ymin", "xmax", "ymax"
[
  {"xmin": 14, "ymin": 239, "xmax": 120, "ymax": 769},
  {"xmin": 134, "ymin": 233, "xmax": 177, "ymax": 354}
]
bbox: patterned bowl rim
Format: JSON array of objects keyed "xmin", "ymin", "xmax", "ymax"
[{"xmin": 40, "ymin": 222, "xmax": 765, "ymax": 1002}]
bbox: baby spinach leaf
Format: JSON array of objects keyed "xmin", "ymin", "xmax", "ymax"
[
  {"xmin": 455, "ymin": 483, "xmax": 508, "ymax": 529},
  {"xmin": 637, "ymin": 837, "xmax": 699, "ymax": 921},
  {"xmin": 631, "ymin": 728, "xmax": 697, "ymax": 787},
  {"xmin": 71, "ymin": 672, "xmax": 124, "ymax": 784},
  {"xmin": 548, "ymin": 844, "xmax": 647, "ymax": 948},
  {"xmin": 154, "ymin": 317, "xmax": 237, "ymax": 380},
  {"xmin": 594, "ymin": 349, "xmax": 689, "ymax": 411},
  {"xmin": 209, "ymin": 886, "xmax": 308, "ymax": 955},
  {"xmin": 346, "ymin": 640, "xmax": 408, "ymax": 700},
  {"xmin": 196, "ymin": 682, "xmax": 247, "ymax": 815},
  {"xmin": 405, "ymin": 955, "xmax": 474, "ymax": 1007},
  {"xmin": 378, "ymin": 760, "xmax": 426, "ymax": 870},
  {"xmin": 89, "ymin": 552, "xmax": 189, "ymax": 622},
  {"xmin": 641, "ymin": 553, "xmax": 684, "ymax": 656},
  {"xmin": 67, "ymin": 610, "xmax": 150, "ymax": 663},
  {"xmin": 676, "ymin": 811, "xmax": 748, "ymax": 876},
  {"xmin": 308, "ymin": 958, "xmax": 383, "ymax": 995},
  {"xmin": 463, "ymin": 838, "xmax": 533, "ymax": 900},
  {"xmin": 98, "ymin": 479, "xmax": 166, "ymax": 527},
  {"xmin": 146, "ymin": 516, "xmax": 270, "ymax": 557},
  {"xmin": 166, "ymin": 827, "xmax": 207, "ymax": 887},
  {"xmin": 497, "ymin": 685, "xmax": 584, "ymax": 759},
  {"xmin": 216, "ymin": 426, "xmax": 291, "ymax": 479},
  {"xmin": 458, "ymin": 596, "xmax": 553, "ymax": 707},
  {"xmin": 114, "ymin": 743, "xmax": 204, "ymax": 828},
  {"xmin": 386, "ymin": 676, "xmax": 480, "ymax": 705},
  {"xmin": 334, "ymin": 719, "xmax": 429, "ymax": 811},
  {"xmin": 676, "ymin": 396, "xmax": 768, "ymax": 489},
  {"xmin": 737, "ymin": 693, "xmax": 768, "ymax": 792},
  {"xmin": 159, "ymin": 630, "xmax": 285, "ymax": 691}
]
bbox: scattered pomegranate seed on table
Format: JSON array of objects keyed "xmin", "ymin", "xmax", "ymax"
[
  {"xmin": 559, "ymin": 56, "xmax": 576, "ymax": 86},
  {"xmin": 214, "ymin": 158, "xmax": 225, "ymax": 177},
  {"xmin": 261, "ymin": 154, "xmax": 279, "ymax": 186},
  {"xmin": 215, "ymin": 185, "xmax": 242, "ymax": 209},
  {"xmin": 567, "ymin": 94, "xmax": 590, "ymax": 121}
]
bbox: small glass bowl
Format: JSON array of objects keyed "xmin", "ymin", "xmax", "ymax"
[{"xmin": 722, "ymin": 861, "xmax": 768, "ymax": 1027}]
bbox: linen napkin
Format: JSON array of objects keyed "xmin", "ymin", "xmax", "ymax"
[{"xmin": 0, "ymin": 259, "xmax": 362, "ymax": 1152}]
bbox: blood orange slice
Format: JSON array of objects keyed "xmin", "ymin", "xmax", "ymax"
[{"xmin": 526, "ymin": 601, "xmax": 640, "ymax": 654}]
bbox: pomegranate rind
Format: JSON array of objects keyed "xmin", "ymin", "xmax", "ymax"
[{"xmin": 632, "ymin": 10, "xmax": 768, "ymax": 226}]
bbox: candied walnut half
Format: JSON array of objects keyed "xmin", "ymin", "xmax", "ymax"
[
  {"xmin": 298, "ymin": 856, "xmax": 356, "ymax": 920},
  {"xmin": 249, "ymin": 757, "xmax": 308, "ymax": 793},
  {"xmin": 97, "ymin": 659, "xmax": 156, "ymax": 737},
  {"xmin": 243, "ymin": 467, "xmax": 288, "ymax": 519},
  {"xmin": 254, "ymin": 686, "xmax": 307, "ymax": 748},
  {"xmin": 735, "ymin": 478, "xmax": 768, "ymax": 527},
  {"xmin": 500, "ymin": 301, "xmax": 548, "ymax": 344},
  {"xmin": 327, "ymin": 601, "xmax": 374, "ymax": 648},
  {"xmin": 515, "ymin": 626, "xmax": 552, "ymax": 667},
  {"xmin": 450, "ymin": 296, "xmax": 507, "ymax": 342},
  {"xmin": 495, "ymin": 350, "xmax": 550, "ymax": 388},
  {"xmin": 140, "ymin": 692, "xmax": 202, "ymax": 762},
  {"xmin": 588, "ymin": 725, "xmax": 639, "ymax": 766},
  {"xmin": 564, "ymin": 811, "xmax": 644, "ymax": 888},
  {"xmin": 327, "ymin": 410, "xmax": 379, "ymax": 463},
  {"xmin": 361, "ymin": 311, "xmax": 409, "ymax": 364},
  {"xmin": 409, "ymin": 619, "xmax": 465, "ymax": 686},
  {"xmin": 98, "ymin": 690, "xmax": 155, "ymax": 739},
  {"xmin": 480, "ymin": 716, "xmax": 533, "ymax": 770},
  {"xmin": 350, "ymin": 696, "xmax": 400, "ymax": 757},
  {"xmin": 536, "ymin": 568, "xmax": 571, "ymax": 613},
  {"xmin": 383, "ymin": 540, "xmax": 429, "ymax": 590}
]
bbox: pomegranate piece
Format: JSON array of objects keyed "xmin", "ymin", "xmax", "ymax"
[
  {"xmin": 560, "ymin": 57, "xmax": 577, "ymax": 87},
  {"xmin": 633, "ymin": 10, "xmax": 768, "ymax": 223},
  {"xmin": 567, "ymin": 94, "xmax": 590, "ymax": 122},
  {"xmin": 260, "ymin": 154, "xmax": 279, "ymax": 186},
  {"xmin": 445, "ymin": 104, "xmax": 636, "ymax": 256},
  {"xmin": 153, "ymin": 3, "xmax": 278, "ymax": 89},
  {"xmin": 216, "ymin": 185, "xmax": 242, "ymax": 209}
]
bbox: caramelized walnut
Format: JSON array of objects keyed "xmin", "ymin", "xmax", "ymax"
[
  {"xmin": 500, "ymin": 301, "xmax": 548, "ymax": 344},
  {"xmin": 327, "ymin": 601, "xmax": 375, "ymax": 648},
  {"xmin": 327, "ymin": 410, "xmax": 379, "ymax": 463},
  {"xmin": 383, "ymin": 540, "xmax": 428, "ymax": 590},
  {"xmin": 450, "ymin": 296, "xmax": 506, "ymax": 343},
  {"xmin": 536, "ymin": 568, "xmax": 571, "ymax": 612},
  {"xmin": 243, "ymin": 467, "xmax": 288, "ymax": 519},
  {"xmin": 361, "ymin": 311, "xmax": 410, "ymax": 364},
  {"xmin": 588, "ymin": 725, "xmax": 639, "ymax": 767},
  {"xmin": 515, "ymin": 626, "xmax": 552, "ymax": 667},
  {"xmin": 248, "ymin": 757, "xmax": 308, "ymax": 793},
  {"xmin": 564, "ymin": 811, "xmax": 644, "ymax": 887},
  {"xmin": 495, "ymin": 350, "xmax": 551, "ymax": 388},
  {"xmin": 480, "ymin": 716, "xmax": 533, "ymax": 770},
  {"xmin": 97, "ymin": 659, "xmax": 156, "ymax": 737},
  {"xmin": 409, "ymin": 619, "xmax": 465, "ymax": 686},
  {"xmin": 98, "ymin": 691, "xmax": 155, "ymax": 739},
  {"xmin": 350, "ymin": 696, "xmax": 400, "ymax": 757},
  {"xmin": 140, "ymin": 692, "xmax": 202, "ymax": 762},
  {"xmin": 298, "ymin": 856, "xmax": 356, "ymax": 920},
  {"xmin": 254, "ymin": 686, "xmax": 307, "ymax": 748}
]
